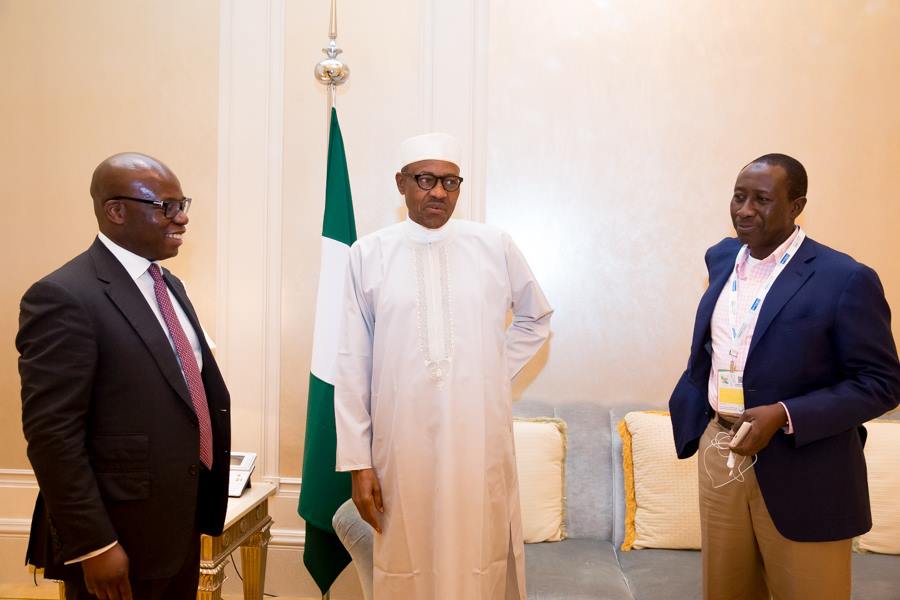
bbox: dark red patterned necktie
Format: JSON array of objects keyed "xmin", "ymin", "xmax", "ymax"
[{"xmin": 148, "ymin": 264, "xmax": 213, "ymax": 469}]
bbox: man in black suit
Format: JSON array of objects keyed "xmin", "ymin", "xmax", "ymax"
[{"xmin": 18, "ymin": 153, "xmax": 231, "ymax": 600}]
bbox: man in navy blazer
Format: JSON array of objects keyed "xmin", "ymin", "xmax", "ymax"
[{"xmin": 669, "ymin": 153, "xmax": 900, "ymax": 600}]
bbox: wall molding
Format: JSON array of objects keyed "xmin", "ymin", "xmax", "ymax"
[
  {"xmin": 420, "ymin": 0, "xmax": 488, "ymax": 223},
  {"xmin": 216, "ymin": 0, "xmax": 285, "ymax": 478},
  {"xmin": 469, "ymin": 0, "xmax": 489, "ymax": 223},
  {"xmin": 0, "ymin": 473, "xmax": 308, "ymax": 549},
  {"xmin": 0, "ymin": 469, "xmax": 37, "ymax": 489},
  {"xmin": 0, "ymin": 523, "xmax": 307, "ymax": 550},
  {"xmin": 270, "ymin": 527, "xmax": 305, "ymax": 549},
  {"xmin": 273, "ymin": 476, "xmax": 301, "ymax": 497},
  {"xmin": 420, "ymin": 0, "xmax": 435, "ymax": 131},
  {"xmin": 262, "ymin": 0, "xmax": 286, "ymax": 486},
  {"xmin": 0, "ymin": 518, "xmax": 30, "ymax": 539}
]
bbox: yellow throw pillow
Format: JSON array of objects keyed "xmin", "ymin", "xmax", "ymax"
[
  {"xmin": 618, "ymin": 411, "xmax": 700, "ymax": 551},
  {"xmin": 514, "ymin": 417, "xmax": 567, "ymax": 543},
  {"xmin": 858, "ymin": 420, "xmax": 900, "ymax": 554}
]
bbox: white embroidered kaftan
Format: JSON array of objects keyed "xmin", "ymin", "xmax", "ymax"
[{"xmin": 334, "ymin": 218, "xmax": 552, "ymax": 600}]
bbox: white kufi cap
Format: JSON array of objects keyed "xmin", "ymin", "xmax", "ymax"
[{"xmin": 399, "ymin": 132, "xmax": 462, "ymax": 169}]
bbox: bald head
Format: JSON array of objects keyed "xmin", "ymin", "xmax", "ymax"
[
  {"xmin": 91, "ymin": 152, "xmax": 189, "ymax": 260},
  {"xmin": 90, "ymin": 153, "xmax": 180, "ymax": 218}
]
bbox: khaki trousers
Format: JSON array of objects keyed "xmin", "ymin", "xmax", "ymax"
[{"xmin": 698, "ymin": 419, "xmax": 851, "ymax": 600}]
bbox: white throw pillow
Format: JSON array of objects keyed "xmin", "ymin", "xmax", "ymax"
[
  {"xmin": 514, "ymin": 418, "xmax": 567, "ymax": 543},
  {"xmin": 618, "ymin": 411, "xmax": 700, "ymax": 550},
  {"xmin": 858, "ymin": 420, "xmax": 900, "ymax": 554}
]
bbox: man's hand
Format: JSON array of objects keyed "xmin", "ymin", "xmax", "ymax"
[
  {"xmin": 351, "ymin": 468, "xmax": 384, "ymax": 534},
  {"xmin": 82, "ymin": 544, "xmax": 132, "ymax": 600},
  {"xmin": 729, "ymin": 404, "xmax": 788, "ymax": 457}
]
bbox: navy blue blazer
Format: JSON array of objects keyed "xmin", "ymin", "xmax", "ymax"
[{"xmin": 669, "ymin": 236, "xmax": 900, "ymax": 542}]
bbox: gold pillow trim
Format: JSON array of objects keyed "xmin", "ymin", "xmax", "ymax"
[
  {"xmin": 513, "ymin": 416, "xmax": 569, "ymax": 542},
  {"xmin": 617, "ymin": 410, "xmax": 670, "ymax": 552}
]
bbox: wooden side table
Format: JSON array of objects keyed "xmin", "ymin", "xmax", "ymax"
[{"xmin": 199, "ymin": 481, "xmax": 277, "ymax": 600}]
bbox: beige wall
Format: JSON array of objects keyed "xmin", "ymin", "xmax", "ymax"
[
  {"xmin": 0, "ymin": 0, "xmax": 219, "ymax": 470},
  {"xmin": 486, "ymin": 0, "xmax": 900, "ymax": 404},
  {"xmin": 278, "ymin": 1, "xmax": 900, "ymax": 474}
]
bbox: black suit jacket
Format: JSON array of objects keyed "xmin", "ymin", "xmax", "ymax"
[
  {"xmin": 17, "ymin": 238, "xmax": 231, "ymax": 580},
  {"xmin": 669, "ymin": 236, "xmax": 900, "ymax": 541}
]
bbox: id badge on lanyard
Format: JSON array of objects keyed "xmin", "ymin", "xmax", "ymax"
[
  {"xmin": 717, "ymin": 368, "xmax": 745, "ymax": 416},
  {"xmin": 717, "ymin": 228, "xmax": 806, "ymax": 416}
]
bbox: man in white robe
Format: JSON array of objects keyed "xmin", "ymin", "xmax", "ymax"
[{"xmin": 334, "ymin": 133, "xmax": 552, "ymax": 600}]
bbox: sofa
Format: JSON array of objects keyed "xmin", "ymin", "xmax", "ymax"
[{"xmin": 333, "ymin": 399, "xmax": 900, "ymax": 599}]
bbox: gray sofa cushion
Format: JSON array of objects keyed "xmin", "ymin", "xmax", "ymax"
[
  {"xmin": 852, "ymin": 553, "xmax": 900, "ymax": 599},
  {"xmin": 617, "ymin": 549, "xmax": 701, "ymax": 600},
  {"xmin": 513, "ymin": 399, "xmax": 614, "ymax": 541},
  {"xmin": 524, "ymin": 539, "xmax": 631, "ymax": 599}
]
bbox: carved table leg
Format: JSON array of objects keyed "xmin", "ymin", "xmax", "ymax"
[
  {"xmin": 239, "ymin": 520, "xmax": 272, "ymax": 600},
  {"xmin": 197, "ymin": 560, "xmax": 227, "ymax": 600}
]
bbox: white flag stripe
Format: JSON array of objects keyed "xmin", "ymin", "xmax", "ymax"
[{"xmin": 310, "ymin": 236, "xmax": 352, "ymax": 384}]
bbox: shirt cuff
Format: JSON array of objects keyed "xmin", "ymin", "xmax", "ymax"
[
  {"xmin": 336, "ymin": 463, "xmax": 373, "ymax": 472},
  {"xmin": 779, "ymin": 401, "xmax": 794, "ymax": 434},
  {"xmin": 64, "ymin": 541, "xmax": 118, "ymax": 565}
]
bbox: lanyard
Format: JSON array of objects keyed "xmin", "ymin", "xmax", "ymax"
[{"xmin": 726, "ymin": 227, "xmax": 806, "ymax": 370}]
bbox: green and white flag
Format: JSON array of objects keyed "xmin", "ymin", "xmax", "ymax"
[{"xmin": 299, "ymin": 107, "xmax": 357, "ymax": 594}]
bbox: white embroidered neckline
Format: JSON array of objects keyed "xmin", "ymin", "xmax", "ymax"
[{"xmin": 414, "ymin": 242, "xmax": 454, "ymax": 384}]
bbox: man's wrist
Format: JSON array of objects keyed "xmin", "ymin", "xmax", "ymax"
[
  {"xmin": 777, "ymin": 401, "xmax": 794, "ymax": 434},
  {"xmin": 64, "ymin": 541, "xmax": 118, "ymax": 565}
]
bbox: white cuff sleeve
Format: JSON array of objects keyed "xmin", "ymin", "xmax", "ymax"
[{"xmin": 64, "ymin": 541, "xmax": 118, "ymax": 565}]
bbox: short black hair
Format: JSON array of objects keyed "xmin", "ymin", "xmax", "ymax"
[{"xmin": 748, "ymin": 153, "xmax": 808, "ymax": 200}]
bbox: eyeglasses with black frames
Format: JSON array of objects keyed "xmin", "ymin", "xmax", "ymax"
[
  {"xmin": 403, "ymin": 172, "xmax": 464, "ymax": 192},
  {"xmin": 106, "ymin": 196, "xmax": 192, "ymax": 219}
]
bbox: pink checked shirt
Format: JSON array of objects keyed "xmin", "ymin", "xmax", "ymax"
[{"xmin": 707, "ymin": 227, "xmax": 802, "ymax": 430}]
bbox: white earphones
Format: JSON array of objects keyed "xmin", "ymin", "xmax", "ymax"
[
  {"xmin": 726, "ymin": 421, "xmax": 753, "ymax": 470},
  {"xmin": 704, "ymin": 422, "xmax": 756, "ymax": 489}
]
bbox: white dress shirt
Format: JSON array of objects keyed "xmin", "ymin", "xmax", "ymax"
[
  {"xmin": 707, "ymin": 228, "xmax": 801, "ymax": 431},
  {"xmin": 97, "ymin": 232, "xmax": 202, "ymax": 370}
]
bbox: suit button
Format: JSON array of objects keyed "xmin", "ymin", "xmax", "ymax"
[{"xmin": 188, "ymin": 464, "xmax": 198, "ymax": 477}]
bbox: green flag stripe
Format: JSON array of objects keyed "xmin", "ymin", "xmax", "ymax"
[
  {"xmin": 303, "ymin": 522, "xmax": 352, "ymax": 593},
  {"xmin": 299, "ymin": 107, "xmax": 357, "ymax": 594},
  {"xmin": 299, "ymin": 373, "xmax": 351, "ymax": 530},
  {"xmin": 322, "ymin": 107, "xmax": 357, "ymax": 245}
]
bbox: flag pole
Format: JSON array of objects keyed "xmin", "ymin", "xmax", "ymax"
[
  {"xmin": 310, "ymin": 4, "xmax": 350, "ymax": 599},
  {"xmin": 315, "ymin": 0, "xmax": 349, "ymax": 112}
]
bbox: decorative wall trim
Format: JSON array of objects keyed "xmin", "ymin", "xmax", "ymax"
[
  {"xmin": 0, "ymin": 473, "xmax": 307, "ymax": 548},
  {"xmin": 270, "ymin": 527, "xmax": 305, "ymax": 549},
  {"xmin": 0, "ymin": 514, "xmax": 307, "ymax": 549},
  {"xmin": 420, "ymin": 0, "xmax": 435, "ymax": 131},
  {"xmin": 262, "ymin": 0, "xmax": 286, "ymax": 486},
  {"xmin": 274, "ymin": 476, "xmax": 301, "ymax": 497},
  {"xmin": 216, "ymin": 0, "xmax": 285, "ymax": 478},
  {"xmin": 423, "ymin": 0, "xmax": 488, "ymax": 223},
  {"xmin": 0, "ymin": 469, "xmax": 37, "ymax": 489},
  {"xmin": 0, "ymin": 518, "xmax": 30, "ymax": 539},
  {"xmin": 469, "ymin": 0, "xmax": 489, "ymax": 223},
  {"xmin": 215, "ymin": 0, "xmax": 233, "ymax": 391}
]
